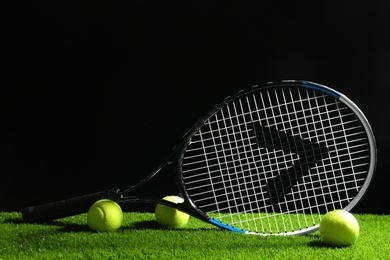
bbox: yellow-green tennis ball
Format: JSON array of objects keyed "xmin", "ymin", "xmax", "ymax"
[
  {"xmin": 154, "ymin": 196, "xmax": 189, "ymax": 227},
  {"xmin": 319, "ymin": 209, "xmax": 359, "ymax": 246},
  {"xmin": 87, "ymin": 199, "xmax": 123, "ymax": 232}
]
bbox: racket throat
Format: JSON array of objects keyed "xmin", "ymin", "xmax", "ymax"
[{"xmin": 119, "ymin": 196, "xmax": 209, "ymax": 221}]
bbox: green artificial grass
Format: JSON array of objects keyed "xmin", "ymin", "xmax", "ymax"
[{"xmin": 1, "ymin": 212, "xmax": 389, "ymax": 259}]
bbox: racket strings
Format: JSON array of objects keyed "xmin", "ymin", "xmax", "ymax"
[{"xmin": 181, "ymin": 86, "xmax": 371, "ymax": 234}]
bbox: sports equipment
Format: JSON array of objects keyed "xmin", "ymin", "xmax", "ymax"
[
  {"xmin": 319, "ymin": 209, "xmax": 359, "ymax": 246},
  {"xmin": 155, "ymin": 196, "xmax": 190, "ymax": 227},
  {"xmin": 87, "ymin": 199, "xmax": 123, "ymax": 232},
  {"xmin": 22, "ymin": 80, "xmax": 376, "ymax": 236}
]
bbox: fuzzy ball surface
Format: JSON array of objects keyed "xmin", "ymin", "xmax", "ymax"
[
  {"xmin": 319, "ymin": 209, "xmax": 359, "ymax": 246},
  {"xmin": 154, "ymin": 196, "xmax": 189, "ymax": 227},
  {"xmin": 87, "ymin": 199, "xmax": 123, "ymax": 232}
]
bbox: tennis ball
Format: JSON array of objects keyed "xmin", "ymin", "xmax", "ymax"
[
  {"xmin": 154, "ymin": 195, "xmax": 189, "ymax": 227},
  {"xmin": 319, "ymin": 209, "xmax": 359, "ymax": 246},
  {"xmin": 87, "ymin": 199, "xmax": 123, "ymax": 232}
]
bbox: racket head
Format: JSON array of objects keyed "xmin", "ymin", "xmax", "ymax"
[{"xmin": 175, "ymin": 80, "xmax": 376, "ymax": 235}]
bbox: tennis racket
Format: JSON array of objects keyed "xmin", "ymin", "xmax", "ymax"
[{"xmin": 22, "ymin": 80, "xmax": 376, "ymax": 236}]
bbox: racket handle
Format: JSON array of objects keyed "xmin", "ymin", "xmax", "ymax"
[{"xmin": 22, "ymin": 190, "xmax": 120, "ymax": 222}]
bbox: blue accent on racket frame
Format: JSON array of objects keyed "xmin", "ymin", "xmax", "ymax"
[
  {"xmin": 301, "ymin": 81, "xmax": 341, "ymax": 99},
  {"xmin": 208, "ymin": 218, "xmax": 246, "ymax": 233}
]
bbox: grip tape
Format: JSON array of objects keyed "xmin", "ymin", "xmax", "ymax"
[{"xmin": 22, "ymin": 190, "xmax": 120, "ymax": 222}]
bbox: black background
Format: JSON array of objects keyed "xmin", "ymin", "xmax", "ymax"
[{"xmin": 2, "ymin": 1, "xmax": 389, "ymax": 214}]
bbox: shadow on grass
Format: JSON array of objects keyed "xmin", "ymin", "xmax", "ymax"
[
  {"xmin": 128, "ymin": 220, "xmax": 162, "ymax": 230},
  {"xmin": 305, "ymin": 234, "xmax": 333, "ymax": 248},
  {"xmin": 53, "ymin": 223, "xmax": 91, "ymax": 232},
  {"xmin": 124, "ymin": 220, "xmax": 220, "ymax": 232},
  {"xmin": 307, "ymin": 240, "xmax": 330, "ymax": 248},
  {"xmin": 4, "ymin": 216, "xmax": 217, "ymax": 233},
  {"xmin": 3, "ymin": 216, "xmax": 23, "ymax": 224},
  {"xmin": 307, "ymin": 238, "xmax": 348, "ymax": 248},
  {"xmin": 4, "ymin": 216, "xmax": 91, "ymax": 232}
]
